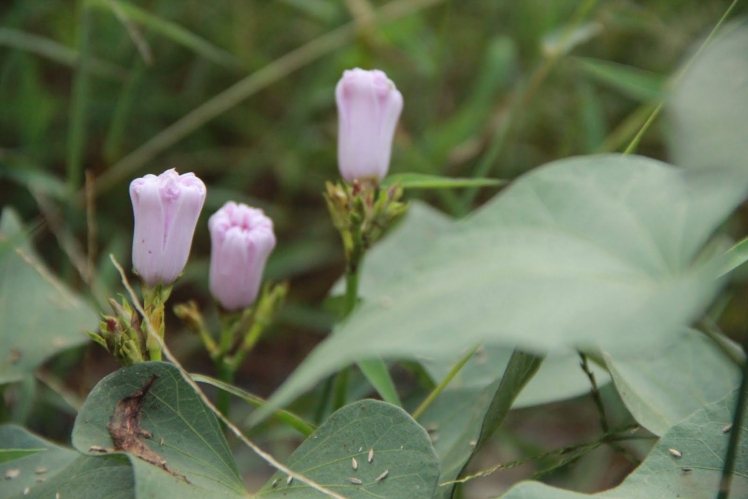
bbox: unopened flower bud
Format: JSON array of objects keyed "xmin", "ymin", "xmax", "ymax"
[
  {"xmin": 130, "ymin": 169, "xmax": 206, "ymax": 287},
  {"xmin": 209, "ymin": 202, "xmax": 276, "ymax": 311},
  {"xmin": 336, "ymin": 68, "xmax": 403, "ymax": 182}
]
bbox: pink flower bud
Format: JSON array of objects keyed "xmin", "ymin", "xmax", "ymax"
[
  {"xmin": 129, "ymin": 169, "xmax": 206, "ymax": 287},
  {"xmin": 209, "ymin": 202, "xmax": 276, "ymax": 311},
  {"xmin": 336, "ymin": 68, "xmax": 403, "ymax": 182}
]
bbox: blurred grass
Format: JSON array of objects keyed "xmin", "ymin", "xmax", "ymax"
[{"xmin": 1, "ymin": 0, "xmax": 746, "ymax": 492}]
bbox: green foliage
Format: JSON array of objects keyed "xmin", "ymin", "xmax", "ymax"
[
  {"xmin": 0, "ymin": 425, "xmax": 78, "ymax": 498},
  {"xmin": 262, "ymin": 154, "xmax": 738, "ymax": 414},
  {"xmin": 498, "ymin": 389, "xmax": 748, "ymax": 498},
  {"xmin": 72, "ymin": 362, "xmax": 246, "ymax": 499},
  {"xmin": 257, "ymin": 399, "xmax": 439, "ymax": 499},
  {"xmin": 668, "ymin": 21, "xmax": 748, "ymax": 175},
  {"xmin": 0, "ymin": 209, "xmax": 95, "ymax": 385},
  {"xmin": 605, "ymin": 328, "xmax": 740, "ymax": 436},
  {"xmin": 23, "ymin": 455, "xmax": 135, "ymax": 499},
  {"xmin": 2, "ymin": 2, "xmax": 748, "ymax": 499},
  {"xmin": 576, "ymin": 58, "xmax": 664, "ymax": 102},
  {"xmin": 427, "ymin": 351, "xmax": 542, "ymax": 499}
]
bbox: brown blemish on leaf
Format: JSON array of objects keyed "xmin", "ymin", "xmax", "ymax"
[{"xmin": 90, "ymin": 375, "xmax": 189, "ymax": 482}]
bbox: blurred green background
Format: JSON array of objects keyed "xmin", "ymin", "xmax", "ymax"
[{"xmin": 1, "ymin": 0, "xmax": 745, "ymax": 494}]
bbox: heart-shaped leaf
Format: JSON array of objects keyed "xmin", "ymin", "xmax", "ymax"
[
  {"xmin": 72, "ymin": 362, "xmax": 247, "ymax": 499},
  {"xmin": 257, "ymin": 399, "xmax": 439, "ymax": 499}
]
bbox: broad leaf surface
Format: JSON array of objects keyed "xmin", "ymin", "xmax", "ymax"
[
  {"xmin": 668, "ymin": 23, "xmax": 748, "ymax": 177},
  {"xmin": 22, "ymin": 455, "xmax": 135, "ymax": 499},
  {"xmin": 0, "ymin": 208, "xmax": 95, "ymax": 384},
  {"xmin": 0, "ymin": 425, "xmax": 78, "ymax": 498},
  {"xmin": 0, "ymin": 449, "xmax": 46, "ymax": 465},
  {"xmin": 497, "ymin": 389, "xmax": 747, "ymax": 498},
  {"xmin": 604, "ymin": 328, "xmax": 739, "ymax": 436},
  {"xmin": 72, "ymin": 362, "xmax": 246, "ymax": 499},
  {"xmin": 262, "ymin": 154, "xmax": 739, "ymax": 415},
  {"xmin": 257, "ymin": 399, "xmax": 439, "ymax": 499},
  {"xmin": 338, "ymin": 202, "xmax": 609, "ymax": 409}
]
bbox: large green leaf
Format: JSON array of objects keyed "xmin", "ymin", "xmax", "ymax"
[
  {"xmin": 256, "ymin": 399, "xmax": 439, "ymax": 499},
  {"xmin": 497, "ymin": 389, "xmax": 748, "ymax": 498},
  {"xmin": 337, "ymin": 201, "xmax": 608, "ymax": 409},
  {"xmin": 0, "ymin": 425, "xmax": 78, "ymax": 498},
  {"xmin": 22, "ymin": 455, "xmax": 135, "ymax": 499},
  {"xmin": 260, "ymin": 154, "xmax": 741, "ymax": 416},
  {"xmin": 72, "ymin": 362, "xmax": 247, "ymax": 499},
  {"xmin": 604, "ymin": 328, "xmax": 740, "ymax": 436},
  {"xmin": 0, "ymin": 208, "xmax": 95, "ymax": 384},
  {"xmin": 668, "ymin": 23, "xmax": 748, "ymax": 176}
]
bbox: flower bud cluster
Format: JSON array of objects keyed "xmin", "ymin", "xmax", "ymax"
[
  {"xmin": 324, "ymin": 179, "xmax": 407, "ymax": 272},
  {"xmin": 89, "ymin": 297, "xmax": 147, "ymax": 365}
]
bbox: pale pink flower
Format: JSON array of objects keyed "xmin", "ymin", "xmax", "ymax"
[
  {"xmin": 209, "ymin": 202, "xmax": 276, "ymax": 311},
  {"xmin": 336, "ymin": 68, "xmax": 403, "ymax": 182},
  {"xmin": 130, "ymin": 169, "xmax": 206, "ymax": 287}
]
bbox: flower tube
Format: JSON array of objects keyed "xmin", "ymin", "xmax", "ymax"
[
  {"xmin": 129, "ymin": 169, "xmax": 206, "ymax": 287},
  {"xmin": 336, "ymin": 68, "xmax": 403, "ymax": 182},
  {"xmin": 209, "ymin": 202, "xmax": 276, "ymax": 311}
]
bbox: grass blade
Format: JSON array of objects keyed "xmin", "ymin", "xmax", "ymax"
[
  {"xmin": 87, "ymin": 0, "xmax": 447, "ymax": 198},
  {"xmin": 0, "ymin": 27, "xmax": 127, "ymax": 80},
  {"xmin": 88, "ymin": 0, "xmax": 241, "ymax": 69}
]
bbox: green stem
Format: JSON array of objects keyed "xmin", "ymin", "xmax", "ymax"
[
  {"xmin": 343, "ymin": 268, "xmax": 359, "ymax": 317},
  {"xmin": 148, "ymin": 345, "xmax": 162, "ymax": 362},
  {"xmin": 217, "ymin": 313, "xmax": 238, "ymax": 359},
  {"xmin": 412, "ymin": 343, "xmax": 481, "ymax": 420},
  {"xmin": 330, "ymin": 264, "xmax": 360, "ymax": 412},
  {"xmin": 717, "ymin": 330, "xmax": 748, "ymax": 499},
  {"xmin": 332, "ymin": 367, "xmax": 349, "ymax": 411},
  {"xmin": 445, "ymin": 423, "xmax": 644, "ymax": 485},
  {"xmin": 216, "ymin": 360, "xmax": 234, "ymax": 422},
  {"xmin": 314, "ymin": 376, "xmax": 334, "ymax": 424},
  {"xmin": 228, "ymin": 320, "xmax": 264, "ymax": 372}
]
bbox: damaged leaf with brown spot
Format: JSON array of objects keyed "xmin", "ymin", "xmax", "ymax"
[
  {"xmin": 88, "ymin": 375, "xmax": 188, "ymax": 482},
  {"xmin": 72, "ymin": 362, "xmax": 247, "ymax": 499}
]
